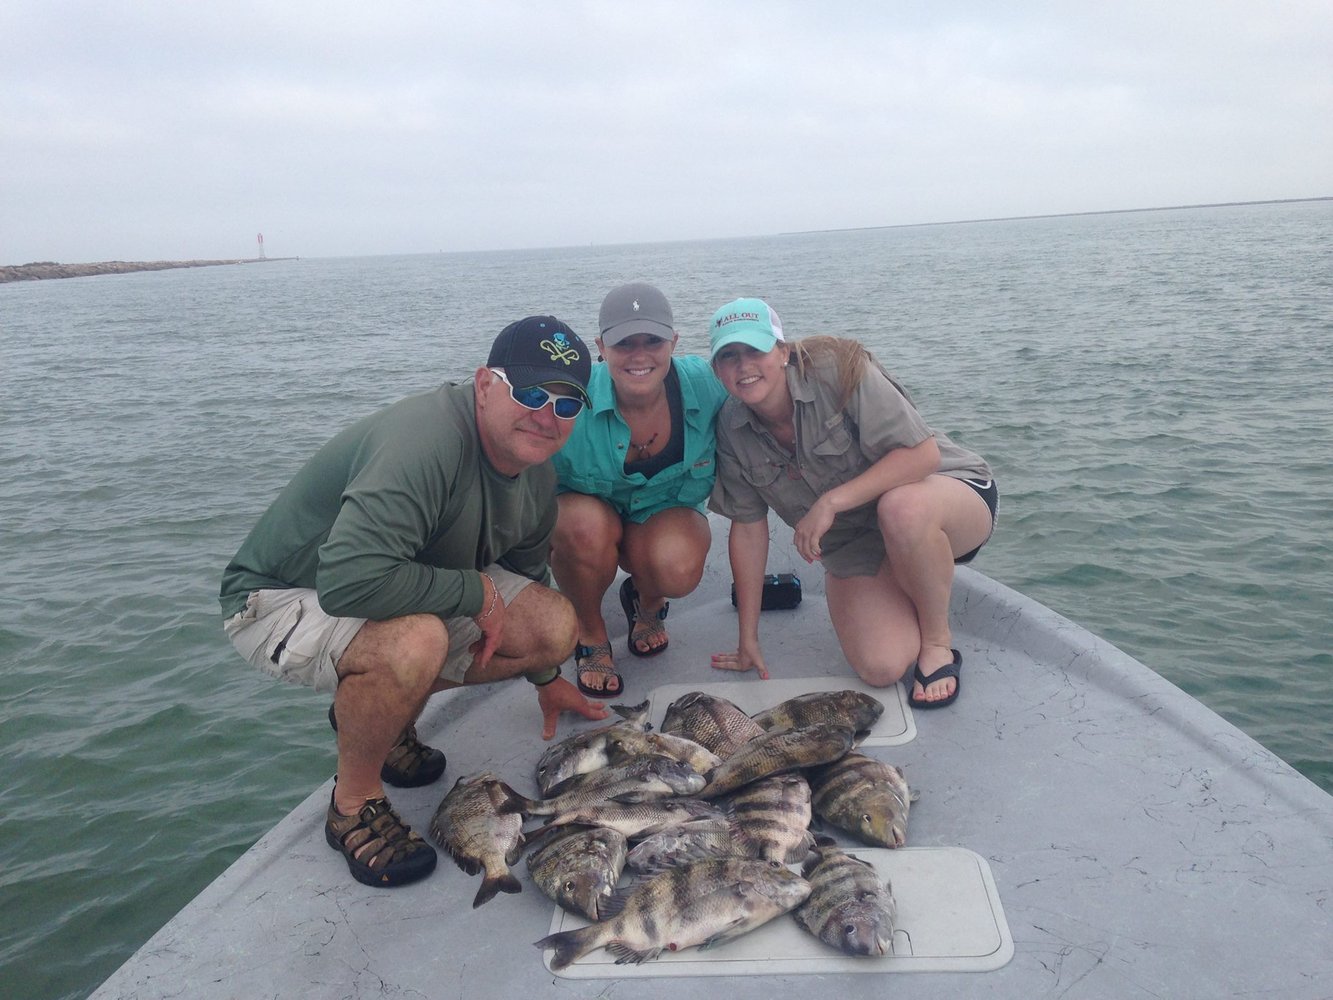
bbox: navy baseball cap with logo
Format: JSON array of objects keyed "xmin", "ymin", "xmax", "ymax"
[{"xmin": 486, "ymin": 315, "xmax": 592, "ymax": 405}]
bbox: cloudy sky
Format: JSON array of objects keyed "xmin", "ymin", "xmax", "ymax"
[{"xmin": 3, "ymin": 1, "xmax": 1329, "ymax": 262}]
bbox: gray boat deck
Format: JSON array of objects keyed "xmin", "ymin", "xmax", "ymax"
[{"xmin": 92, "ymin": 515, "xmax": 1333, "ymax": 999}]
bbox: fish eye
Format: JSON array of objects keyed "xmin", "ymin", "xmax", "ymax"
[{"xmin": 564, "ymin": 880, "xmax": 576, "ymax": 892}]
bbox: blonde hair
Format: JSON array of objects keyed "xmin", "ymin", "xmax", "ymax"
[{"xmin": 787, "ymin": 336, "xmax": 872, "ymax": 411}]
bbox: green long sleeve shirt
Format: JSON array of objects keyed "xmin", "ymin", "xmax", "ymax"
[{"xmin": 219, "ymin": 383, "xmax": 556, "ymax": 622}]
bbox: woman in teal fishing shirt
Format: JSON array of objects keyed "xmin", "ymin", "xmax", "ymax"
[{"xmin": 551, "ymin": 283, "xmax": 730, "ymax": 697}]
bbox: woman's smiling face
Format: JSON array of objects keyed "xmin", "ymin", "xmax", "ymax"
[
  {"xmin": 712, "ymin": 341, "xmax": 788, "ymax": 408},
  {"xmin": 598, "ymin": 332, "xmax": 677, "ymax": 395}
]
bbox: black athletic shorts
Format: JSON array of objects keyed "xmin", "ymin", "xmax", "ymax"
[{"xmin": 954, "ymin": 478, "xmax": 998, "ymax": 565}]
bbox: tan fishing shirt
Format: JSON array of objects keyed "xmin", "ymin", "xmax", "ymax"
[{"xmin": 708, "ymin": 352, "xmax": 992, "ymax": 577}]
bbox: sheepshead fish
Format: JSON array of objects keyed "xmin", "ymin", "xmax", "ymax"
[
  {"xmin": 428, "ymin": 771, "xmax": 526, "ymax": 907},
  {"xmin": 660, "ymin": 691, "xmax": 765, "ymax": 757},
  {"xmin": 535, "ymin": 857, "xmax": 811, "ymax": 970},
  {"xmin": 723, "ymin": 773, "xmax": 815, "ymax": 863},
  {"xmin": 624, "ymin": 819, "xmax": 737, "ymax": 873},
  {"xmin": 605, "ymin": 729, "xmax": 724, "ymax": 776},
  {"xmin": 807, "ymin": 751, "xmax": 913, "ymax": 848},
  {"xmin": 535, "ymin": 701, "xmax": 651, "ymax": 796},
  {"xmin": 526, "ymin": 798, "xmax": 727, "ymax": 843},
  {"xmin": 750, "ymin": 690, "xmax": 885, "ymax": 741},
  {"xmin": 793, "ymin": 842, "xmax": 897, "ymax": 956},
  {"xmin": 522, "ymin": 755, "xmax": 705, "ymax": 817},
  {"xmin": 525, "ymin": 827, "xmax": 628, "ymax": 921},
  {"xmin": 698, "ymin": 723, "xmax": 856, "ymax": 799}
]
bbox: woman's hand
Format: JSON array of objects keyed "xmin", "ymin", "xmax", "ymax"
[
  {"xmin": 710, "ymin": 637, "xmax": 771, "ymax": 680},
  {"xmin": 792, "ymin": 497, "xmax": 835, "ymax": 563}
]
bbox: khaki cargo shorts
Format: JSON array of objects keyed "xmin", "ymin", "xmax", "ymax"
[{"xmin": 223, "ymin": 566, "xmax": 535, "ymax": 694}]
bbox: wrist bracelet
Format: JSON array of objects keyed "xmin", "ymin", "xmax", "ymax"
[
  {"xmin": 475, "ymin": 573, "xmax": 499, "ymax": 622},
  {"xmin": 526, "ymin": 664, "xmax": 561, "ymax": 686}
]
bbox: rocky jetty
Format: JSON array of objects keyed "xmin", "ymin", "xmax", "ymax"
[{"xmin": 0, "ymin": 257, "xmax": 294, "ymax": 283}]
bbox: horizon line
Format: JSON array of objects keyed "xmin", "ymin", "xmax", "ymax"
[{"xmin": 780, "ymin": 196, "xmax": 1331, "ymax": 236}]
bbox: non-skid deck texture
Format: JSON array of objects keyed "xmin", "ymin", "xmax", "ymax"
[
  {"xmin": 544, "ymin": 846, "xmax": 1013, "ymax": 978},
  {"xmin": 92, "ymin": 517, "xmax": 1333, "ymax": 1000}
]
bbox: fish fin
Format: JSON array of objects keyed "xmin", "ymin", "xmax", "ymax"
[
  {"xmin": 445, "ymin": 846, "xmax": 483, "ymax": 877},
  {"xmin": 609, "ymin": 942, "xmax": 661, "ymax": 965},
  {"xmin": 523, "ymin": 821, "xmax": 557, "ymax": 842},
  {"xmin": 699, "ymin": 915, "xmax": 753, "ymax": 950},
  {"xmin": 597, "ymin": 882, "xmax": 638, "ymax": 921},
  {"xmin": 534, "ymin": 927, "xmax": 595, "ymax": 971},
  {"xmin": 783, "ymin": 832, "xmax": 817, "ymax": 864},
  {"xmin": 472, "ymin": 871, "xmax": 522, "ymax": 908},
  {"xmin": 543, "ymin": 773, "xmax": 585, "ymax": 798},
  {"xmin": 610, "ymin": 699, "xmax": 651, "ymax": 726}
]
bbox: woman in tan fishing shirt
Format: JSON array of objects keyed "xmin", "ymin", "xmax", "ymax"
[{"xmin": 706, "ymin": 298, "xmax": 997, "ymax": 709}]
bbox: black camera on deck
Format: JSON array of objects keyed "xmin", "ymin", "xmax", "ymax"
[{"xmin": 730, "ymin": 573, "xmax": 802, "ymax": 611}]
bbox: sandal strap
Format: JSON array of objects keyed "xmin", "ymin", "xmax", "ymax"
[
  {"xmin": 574, "ymin": 641, "xmax": 616, "ymax": 677},
  {"xmin": 384, "ymin": 724, "xmax": 434, "ymax": 772},
  {"xmin": 330, "ymin": 706, "xmax": 446, "ymax": 787},
  {"xmin": 628, "ymin": 589, "xmax": 670, "ymax": 623},
  {"xmin": 631, "ymin": 616, "xmax": 669, "ymax": 646},
  {"xmin": 328, "ymin": 797, "xmax": 428, "ymax": 871}
]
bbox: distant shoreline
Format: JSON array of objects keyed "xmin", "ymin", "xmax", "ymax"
[
  {"xmin": 780, "ymin": 196, "xmax": 1332, "ymax": 236},
  {"xmin": 0, "ymin": 257, "xmax": 298, "ymax": 284}
]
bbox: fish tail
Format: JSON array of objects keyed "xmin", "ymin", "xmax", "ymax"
[
  {"xmin": 519, "ymin": 797, "xmax": 553, "ymax": 817},
  {"xmin": 534, "ymin": 926, "xmax": 597, "ymax": 971},
  {"xmin": 472, "ymin": 871, "xmax": 522, "ymax": 908}
]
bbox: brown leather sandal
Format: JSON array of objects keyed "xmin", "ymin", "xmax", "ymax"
[
  {"xmin": 323, "ymin": 788, "xmax": 437, "ymax": 888},
  {"xmin": 328, "ymin": 705, "xmax": 447, "ymax": 788}
]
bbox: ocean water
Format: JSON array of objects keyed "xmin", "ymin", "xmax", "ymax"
[{"xmin": 3, "ymin": 200, "xmax": 1331, "ymax": 1000}]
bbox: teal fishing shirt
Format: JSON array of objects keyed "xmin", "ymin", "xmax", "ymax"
[{"xmin": 552, "ymin": 354, "xmax": 729, "ymax": 523}]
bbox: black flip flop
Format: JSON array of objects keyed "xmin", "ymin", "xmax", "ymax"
[
  {"xmin": 909, "ymin": 648, "xmax": 962, "ymax": 710},
  {"xmin": 619, "ymin": 577, "xmax": 669, "ymax": 658}
]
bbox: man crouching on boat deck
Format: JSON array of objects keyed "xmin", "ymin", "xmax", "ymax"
[{"xmin": 218, "ymin": 315, "xmax": 609, "ymax": 888}]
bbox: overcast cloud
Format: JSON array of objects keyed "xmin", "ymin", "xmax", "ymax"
[{"xmin": 2, "ymin": 1, "xmax": 1329, "ymax": 262}]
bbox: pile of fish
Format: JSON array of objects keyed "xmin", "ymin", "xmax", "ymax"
[{"xmin": 426, "ymin": 689, "xmax": 913, "ymax": 968}]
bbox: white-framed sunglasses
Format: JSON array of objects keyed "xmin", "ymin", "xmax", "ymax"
[{"xmin": 488, "ymin": 368, "xmax": 585, "ymax": 420}]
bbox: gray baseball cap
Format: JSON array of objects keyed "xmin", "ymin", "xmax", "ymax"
[{"xmin": 598, "ymin": 282, "xmax": 674, "ymax": 346}]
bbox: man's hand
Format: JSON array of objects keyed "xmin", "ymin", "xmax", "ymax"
[{"xmin": 536, "ymin": 675, "xmax": 610, "ymax": 740}]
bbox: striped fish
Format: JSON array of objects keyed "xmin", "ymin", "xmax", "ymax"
[
  {"xmin": 807, "ymin": 751, "xmax": 913, "ymax": 848},
  {"xmin": 660, "ymin": 691, "xmax": 765, "ymax": 757},
  {"xmin": 722, "ymin": 773, "xmax": 815, "ymax": 863},
  {"xmin": 793, "ymin": 842, "xmax": 897, "ymax": 956},
  {"xmin": 535, "ymin": 858, "xmax": 810, "ymax": 970}
]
